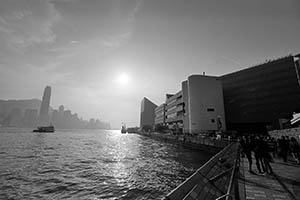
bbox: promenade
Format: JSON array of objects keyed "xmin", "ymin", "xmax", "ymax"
[{"xmin": 240, "ymin": 156, "xmax": 300, "ymax": 200}]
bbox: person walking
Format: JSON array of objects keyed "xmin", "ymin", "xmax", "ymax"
[
  {"xmin": 261, "ymin": 137, "xmax": 273, "ymax": 174},
  {"xmin": 279, "ymin": 136, "xmax": 289, "ymax": 162},
  {"xmin": 252, "ymin": 136, "xmax": 265, "ymax": 174},
  {"xmin": 242, "ymin": 136, "xmax": 253, "ymax": 172},
  {"xmin": 290, "ymin": 137, "xmax": 300, "ymax": 164}
]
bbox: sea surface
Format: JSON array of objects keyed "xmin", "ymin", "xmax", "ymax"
[{"xmin": 0, "ymin": 128, "xmax": 213, "ymax": 200}]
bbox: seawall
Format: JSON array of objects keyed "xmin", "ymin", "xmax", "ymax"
[{"xmin": 136, "ymin": 132, "xmax": 232, "ymax": 155}]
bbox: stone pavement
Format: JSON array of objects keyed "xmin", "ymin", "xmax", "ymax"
[{"xmin": 240, "ymin": 156, "xmax": 300, "ymax": 200}]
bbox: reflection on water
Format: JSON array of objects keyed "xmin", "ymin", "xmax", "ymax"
[{"xmin": 0, "ymin": 128, "xmax": 213, "ymax": 199}]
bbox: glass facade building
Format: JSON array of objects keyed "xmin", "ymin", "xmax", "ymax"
[{"xmin": 220, "ymin": 55, "xmax": 300, "ymax": 132}]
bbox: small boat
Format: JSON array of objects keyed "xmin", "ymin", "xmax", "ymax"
[
  {"xmin": 121, "ymin": 123, "xmax": 127, "ymax": 134},
  {"xmin": 127, "ymin": 127, "xmax": 138, "ymax": 133},
  {"xmin": 33, "ymin": 125, "xmax": 55, "ymax": 132}
]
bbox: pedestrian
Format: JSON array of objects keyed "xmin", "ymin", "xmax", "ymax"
[
  {"xmin": 242, "ymin": 136, "xmax": 253, "ymax": 172},
  {"xmin": 280, "ymin": 136, "xmax": 289, "ymax": 162},
  {"xmin": 290, "ymin": 137, "xmax": 300, "ymax": 164},
  {"xmin": 252, "ymin": 136, "xmax": 265, "ymax": 174},
  {"xmin": 261, "ymin": 137, "xmax": 273, "ymax": 174},
  {"xmin": 240, "ymin": 136, "xmax": 246, "ymax": 158}
]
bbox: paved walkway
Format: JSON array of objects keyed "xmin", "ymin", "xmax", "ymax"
[{"xmin": 240, "ymin": 156, "xmax": 300, "ymax": 200}]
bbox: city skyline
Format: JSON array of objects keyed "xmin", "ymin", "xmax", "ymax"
[
  {"xmin": 0, "ymin": 0, "xmax": 299, "ymax": 128},
  {"xmin": 0, "ymin": 97, "xmax": 110, "ymax": 129}
]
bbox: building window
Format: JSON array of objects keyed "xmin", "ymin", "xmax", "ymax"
[
  {"xmin": 207, "ymin": 108, "xmax": 215, "ymax": 112},
  {"xmin": 211, "ymin": 119, "xmax": 215, "ymax": 123}
]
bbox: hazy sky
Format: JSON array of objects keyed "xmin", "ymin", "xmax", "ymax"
[{"xmin": 0, "ymin": 0, "xmax": 299, "ymax": 128}]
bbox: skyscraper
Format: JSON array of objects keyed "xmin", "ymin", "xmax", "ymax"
[{"xmin": 38, "ymin": 86, "xmax": 51, "ymax": 126}]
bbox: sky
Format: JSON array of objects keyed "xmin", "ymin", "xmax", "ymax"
[{"xmin": 0, "ymin": 0, "xmax": 300, "ymax": 128}]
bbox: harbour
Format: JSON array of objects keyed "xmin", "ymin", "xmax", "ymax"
[{"xmin": 0, "ymin": 128, "xmax": 213, "ymax": 200}]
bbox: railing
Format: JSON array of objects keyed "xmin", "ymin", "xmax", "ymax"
[
  {"xmin": 164, "ymin": 142, "xmax": 240, "ymax": 200},
  {"xmin": 215, "ymin": 145, "xmax": 240, "ymax": 200},
  {"xmin": 140, "ymin": 132, "xmax": 233, "ymax": 150}
]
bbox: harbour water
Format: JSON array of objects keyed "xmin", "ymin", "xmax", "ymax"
[{"xmin": 0, "ymin": 128, "xmax": 213, "ymax": 200}]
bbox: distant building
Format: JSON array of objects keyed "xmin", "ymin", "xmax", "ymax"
[
  {"xmin": 220, "ymin": 55, "xmax": 300, "ymax": 133},
  {"xmin": 8, "ymin": 108, "xmax": 23, "ymax": 127},
  {"xmin": 23, "ymin": 109, "xmax": 38, "ymax": 127},
  {"xmin": 63, "ymin": 110, "xmax": 72, "ymax": 128},
  {"xmin": 50, "ymin": 109, "xmax": 59, "ymax": 127},
  {"xmin": 140, "ymin": 97, "xmax": 157, "ymax": 130},
  {"xmin": 38, "ymin": 86, "xmax": 51, "ymax": 126},
  {"xmin": 58, "ymin": 105, "xmax": 65, "ymax": 128}
]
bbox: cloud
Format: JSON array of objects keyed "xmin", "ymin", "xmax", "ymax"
[
  {"xmin": 220, "ymin": 56, "xmax": 242, "ymax": 67},
  {"xmin": 0, "ymin": 0, "xmax": 60, "ymax": 51}
]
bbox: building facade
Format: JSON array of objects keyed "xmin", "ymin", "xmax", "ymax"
[
  {"xmin": 154, "ymin": 103, "xmax": 166, "ymax": 126},
  {"xmin": 152, "ymin": 75, "xmax": 226, "ymax": 134},
  {"xmin": 165, "ymin": 91, "xmax": 185, "ymax": 132},
  {"xmin": 145, "ymin": 54, "xmax": 300, "ymax": 134},
  {"xmin": 220, "ymin": 55, "xmax": 300, "ymax": 132},
  {"xmin": 183, "ymin": 75, "xmax": 226, "ymax": 133},
  {"xmin": 140, "ymin": 97, "xmax": 157, "ymax": 130}
]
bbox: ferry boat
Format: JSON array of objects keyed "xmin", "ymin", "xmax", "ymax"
[{"xmin": 33, "ymin": 125, "xmax": 55, "ymax": 132}]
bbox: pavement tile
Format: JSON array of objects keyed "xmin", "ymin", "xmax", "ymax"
[{"xmin": 240, "ymin": 156, "xmax": 300, "ymax": 200}]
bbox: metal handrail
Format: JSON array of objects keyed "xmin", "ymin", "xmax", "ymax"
[
  {"xmin": 165, "ymin": 142, "xmax": 236, "ymax": 200},
  {"xmin": 215, "ymin": 144, "xmax": 240, "ymax": 200}
]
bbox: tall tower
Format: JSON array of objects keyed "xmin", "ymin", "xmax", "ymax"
[{"xmin": 38, "ymin": 86, "xmax": 51, "ymax": 126}]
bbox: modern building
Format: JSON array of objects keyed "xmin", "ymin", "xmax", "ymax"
[
  {"xmin": 151, "ymin": 75, "xmax": 226, "ymax": 134},
  {"xmin": 38, "ymin": 86, "xmax": 51, "ymax": 126},
  {"xmin": 220, "ymin": 54, "xmax": 300, "ymax": 133},
  {"xmin": 154, "ymin": 103, "xmax": 166, "ymax": 126},
  {"xmin": 140, "ymin": 97, "xmax": 157, "ymax": 130},
  {"xmin": 183, "ymin": 75, "xmax": 226, "ymax": 133},
  {"xmin": 145, "ymin": 53, "xmax": 300, "ymax": 134},
  {"xmin": 165, "ymin": 91, "xmax": 184, "ymax": 132}
]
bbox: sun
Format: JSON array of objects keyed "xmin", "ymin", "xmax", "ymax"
[{"xmin": 116, "ymin": 73, "xmax": 130, "ymax": 86}]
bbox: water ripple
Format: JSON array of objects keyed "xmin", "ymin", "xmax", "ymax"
[{"xmin": 0, "ymin": 129, "xmax": 212, "ymax": 199}]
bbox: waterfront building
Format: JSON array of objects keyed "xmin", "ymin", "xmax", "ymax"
[
  {"xmin": 165, "ymin": 91, "xmax": 184, "ymax": 132},
  {"xmin": 183, "ymin": 75, "xmax": 226, "ymax": 134},
  {"xmin": 152, "ymin": 75, "xmax": 226, "ymax": 134},
  {"xmin": 154, "ymin": 103, "xmax": 166, "ymax": 127},
  {"xmin": 220, "ymin": 54, "xmax": 300, "ymax": 133},
  {"xmin": 148, "ymin": 54, "xmax": 300, "ymax": 134},
  {"xmin": 38, "ymin": 86, "xmax": 51, "ymax": 126},
  {"xmin": 140, "ymin": 97, "xmax": 157, "ymax": 130}
]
